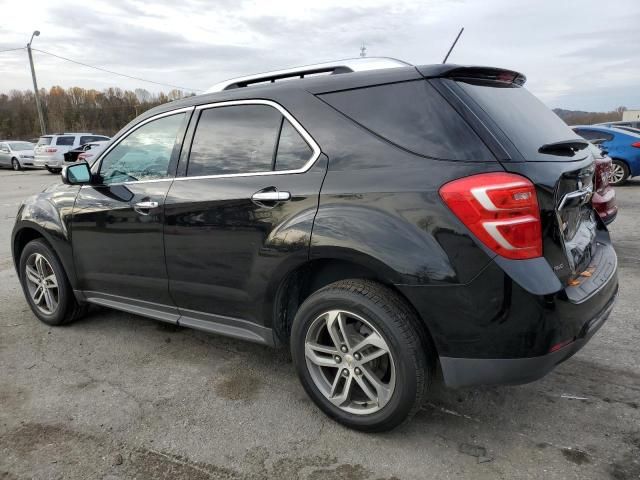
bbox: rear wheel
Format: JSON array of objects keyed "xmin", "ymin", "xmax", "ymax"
[
  {"xmin": 291, "ymin": 279, "xmax": 432, "ymax": 432},
  {"xmin": 11, "ymin": 158, "xmax": 21, "ymax": 171},
  {"xmin": 19, "ymin": 239, "xmax": 86, "ymax": 326},
  {"xmin": 45, "ymin": 166, "xmax": 61, "ymax": 174},
  {"xmin": 610, "ymin": 160, "xmax": 630, "ymax": 186}
]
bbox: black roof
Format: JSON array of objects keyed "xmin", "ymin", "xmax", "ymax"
[{"xmin": 134, "ymin": 63, "xmax": 525, "ymax": 125}]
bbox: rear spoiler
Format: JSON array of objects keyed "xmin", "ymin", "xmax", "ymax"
[{"xmin": 416, "ymin": 65, "xmax": 526, "ymax": 86}]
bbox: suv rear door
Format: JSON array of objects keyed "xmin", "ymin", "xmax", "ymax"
[{"xmin": 164, "ymin": 100, "xmax": 325, "ymax": 338}]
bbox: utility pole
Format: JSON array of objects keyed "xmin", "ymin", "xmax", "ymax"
[
  {"xmin": 27, "ymin": 30, "xmax": 46, "ymax": 135},
  {"xmin": 360, "ymin": 44, "xmax": 367, "ymax": 57}
]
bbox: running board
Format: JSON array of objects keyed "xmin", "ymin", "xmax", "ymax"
[{"xmin": 78, "ymin": 290, "xmax": 275, "ymax": 346}]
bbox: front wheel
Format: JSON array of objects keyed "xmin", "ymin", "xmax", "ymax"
[
  {"xmin": 610, "ymin": 160, "xmax": 630, "ymax": 186},
  {"xmin": 291, "ymin": 279, "xmax": 432, "ymax": 432},
  {"xmin": 19, "ymin": 239, "xmax": 86, "ymax": 326},
  {"xmin": 11, "ymin": 158, "xmax": 21, "ymax": 171}
]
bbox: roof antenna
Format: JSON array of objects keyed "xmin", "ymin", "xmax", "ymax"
[
  {"xmin": 360, "ymin": 44, "xmax": 367, "ymax": 57},
  {"xmin": 442, "ymin": 27, "xmax": 464, "ymax": 64}
]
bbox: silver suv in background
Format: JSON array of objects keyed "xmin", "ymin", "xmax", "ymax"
[{"xmin": 34, "ymin": 133, "xmax": 110, "ymax": 173}]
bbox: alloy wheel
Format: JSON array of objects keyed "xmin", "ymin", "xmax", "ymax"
[
  {"xmin": 304, "ymin": 309, "xmax": 396, "ymax": 415},
  {"xmin": 610, "ymin": 163, "xmax": 626, "ymax": 185},
  {"xmin": 12, "ymin": 159, "xmax": 20, "ymax": 171},
  {"xmin": 24, "ymin": 253, "xmax": 59, "ymax": 315}
]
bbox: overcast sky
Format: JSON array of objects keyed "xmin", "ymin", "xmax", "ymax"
[{"xmin": 1, "ymin": 0, "xmax": 638, "ymax": 111}]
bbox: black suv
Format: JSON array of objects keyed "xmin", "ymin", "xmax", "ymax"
[{"xmin": 12, "ymin": 58, "xmax": 618, "ymax": 431}]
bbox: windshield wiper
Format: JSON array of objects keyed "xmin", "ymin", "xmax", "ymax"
[{"xmin": 538, "ymin": 140, "xmax": 589, "ymax": 156}]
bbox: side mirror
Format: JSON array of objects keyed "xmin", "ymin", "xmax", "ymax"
[{"xmin": 62, "ymin": 162, "xmax": 92, "ymax": 185}]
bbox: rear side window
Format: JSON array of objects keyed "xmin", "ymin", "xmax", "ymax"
[
  {"xmin": 275, "ymin": 119, "xmax": 313, "ymax": 171},
  {"xmin": 320, "ymin": 80, "xmax": 493, "ymax": 161},
  {"xmin": 574, "ymin": 129, "xmax": 614, "ymax": 142},
  {"xmin": 55, "ymin": 136, "xmax": 75, "ymax": 146},
  {"xmin": 36, "ymin": 136, "xmax": 52, "ymax": 146},
  {"xmin": 189, "ymin": 105, "xmax": 280, "ymax": 176},
  {"xmin": 80, "ymin": 135, "xmax": 107, "ymax": 144}
]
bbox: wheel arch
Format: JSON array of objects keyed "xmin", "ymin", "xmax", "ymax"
[
  {"xmin": 270, "ymin": 256, "xmax": 438, "ymax": 356},
  {"xmin": 12, "ymin": 222, "xmax": 78, "ymax": 289}
]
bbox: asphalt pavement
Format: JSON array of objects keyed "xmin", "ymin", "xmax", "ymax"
[{"xmin": 1, "ymin": 168, "xmax": 639, "ymax": 479}]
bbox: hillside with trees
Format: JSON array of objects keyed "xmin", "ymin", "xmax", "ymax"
[
  {"xmin": 0, "ymin": 87, "xmax": 190, "ymax": 140},
  {"xmin": 552, "ymin": 107, "xmax": 625, "ymax": 126}
]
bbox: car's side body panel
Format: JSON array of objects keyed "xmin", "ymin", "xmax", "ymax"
[{"xmin": 12, "ymin": 184, "xmax": 81, "ymax": 287}]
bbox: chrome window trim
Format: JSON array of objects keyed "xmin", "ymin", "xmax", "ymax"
[
  {"xmin": 88, "ymin": 100, "xmax": 320, "ymax": 187},
  {"xmin": 176, "ymin": 99, "xmax": 321, "ymax": 182}
]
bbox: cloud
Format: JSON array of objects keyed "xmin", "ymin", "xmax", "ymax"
[{"xmin": 0, "ymin": 0, "xmax": 638, "ymax": 110}]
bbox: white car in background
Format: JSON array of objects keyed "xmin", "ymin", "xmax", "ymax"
[
  {"xmin": 0, "ymin": 141, "xmax": 36, "ymax": 170},
  {"xmin": 34, "ymin": 133, "xmax": 110, "ymax": 173}
]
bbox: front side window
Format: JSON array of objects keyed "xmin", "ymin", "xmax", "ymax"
[
  {"xmin": 99, "ymin": 113, "xmax": 185, "ymax": 184},
  {"xmin": 56, "ymin": 136, "xmax": 75, "ymax": 146}
]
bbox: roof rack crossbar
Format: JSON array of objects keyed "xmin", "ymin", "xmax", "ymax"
[{"xmin": 206, "ymin": 57, "xmax": 412, "ymax": 93}]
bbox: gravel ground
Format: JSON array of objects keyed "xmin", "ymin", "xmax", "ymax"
[{"xmin": 1, "ymin": 168, "xmax": 639, "ymax": 480}]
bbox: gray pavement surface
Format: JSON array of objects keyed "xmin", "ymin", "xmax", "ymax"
[{"xmin": 1, "ymin": 168, "xmax": 639, "ymax": 479}]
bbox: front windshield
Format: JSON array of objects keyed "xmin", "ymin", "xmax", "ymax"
[{"xmin": 8, "ymin": 142, "xmax": 34, "ymax": 151}]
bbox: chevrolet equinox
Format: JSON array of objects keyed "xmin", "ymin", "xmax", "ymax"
[{"xmin": 12, "ymin": 58, "xmax": 618, "ymax": 431}]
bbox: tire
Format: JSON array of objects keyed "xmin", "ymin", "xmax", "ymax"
[
  {"xmin": 610, "ymin": 160, "xmax": 630, "ymax": 186},
  {"xmin": 45, "ymin": 166, "xmax": 61, "ymax": 174},
  {"xmin": 11, "ymin": 158, "xmax": 21, "ymax": 171},
  {"xmin": 291, "ymin": 279, "xmax": 433, "ymax": 432},
  {"xmin": 18, "ymin": 239, "xmax": 86, "ymax": 326}
]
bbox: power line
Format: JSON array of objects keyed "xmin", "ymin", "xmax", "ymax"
[
  {"xmin": 0, "ymin": 47, "xmax": 25, "ymax": 53},
  {"xmin": 31, "ymin": 48, "xmax": 203, "ymax": 92}
]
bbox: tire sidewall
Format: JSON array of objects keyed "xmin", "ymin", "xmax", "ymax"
[
  {"xmin": 19, "ymin": 239, "xmax": 72, "ymax": 326},
  {"xmin": 12, "ymin": 158, "xmax": 21, "ymax": 171},
  {"xmin": 291, "ymin": 288, "xmax": 423, "ymax": 431}
]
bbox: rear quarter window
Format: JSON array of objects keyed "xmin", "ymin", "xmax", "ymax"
[
  {"xmin": 319, "ymin": 80, "xmax": 493, "ymax": 161},
  {"xmin": 36, "ymin": 137, "xmax": 52, "ymax": 146}
]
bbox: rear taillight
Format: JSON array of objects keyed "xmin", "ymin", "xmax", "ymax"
[
  {"xmin": 439, "ymin": 172, "xmax": 542, "ymax": 260},
  {"xmin": 45, "ymin": 147, "xmax": 57, "ymax": 153},
  {"xmin": 631, "ymin": 141, "xmax": 640, "ymax": 148}
]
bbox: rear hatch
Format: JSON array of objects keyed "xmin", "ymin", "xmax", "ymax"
[
  {"xmin": 34, "ymin": 136, "xmax": 54, "ymax": 158},
  {"xmin": 441, "ymin": 73, "xmax": 601, "ymax": 286}
]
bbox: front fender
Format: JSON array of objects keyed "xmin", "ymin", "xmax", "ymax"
[{"xmin": 11, "ymin": 184, "xmax": 80, "ymax": 287}]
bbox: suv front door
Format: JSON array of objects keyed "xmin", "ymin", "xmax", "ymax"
[
  {"xmin": 72, "ymin": 110, "xmax": 191, "ymax": 317},
  {"xmin": 164, "ymin": 101, "xmax": 325, "ymax": 338}
]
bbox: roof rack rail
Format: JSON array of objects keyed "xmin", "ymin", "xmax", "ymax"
[{"xmin": 205, "ymin": 57, "xmax": 412, "ymax": 93}]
